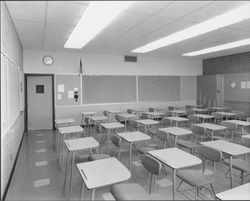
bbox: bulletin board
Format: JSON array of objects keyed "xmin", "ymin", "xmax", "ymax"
[
  {"xmin": 55, "ymin": 75, "xmax": 81, "ymax": 106},
  {"xmin": 138, "ymin": 76, "xmax": 181, "ymax": 101},
  {"xmin": 82, "ymin": 75, "xmax": 137, "ymax": 104}
]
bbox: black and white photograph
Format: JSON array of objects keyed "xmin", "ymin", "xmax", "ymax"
[{"xmin": 1, "ymin": 1, "xmax": 250, "ymax": 200}]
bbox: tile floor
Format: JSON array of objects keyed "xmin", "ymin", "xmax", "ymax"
[{"xmin": 5, "ymin": 126, "xmax": 249, "ymax": 200}]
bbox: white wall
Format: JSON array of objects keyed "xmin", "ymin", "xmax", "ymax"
[
  {"xmin": 24, "ymin": 49, "xmax": 202, "ymax": 75},
  {"xmin": 1, "ymin": 2, "xmax": 24, "ymax": 199},
  {"xmin": 24, "ymin": 50, "xmax": 202, "ymax": 122}
]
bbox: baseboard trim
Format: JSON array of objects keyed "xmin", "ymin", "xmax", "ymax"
[{"xmin": 2, "ymin": 131, "xmax": 26, "ymax": 201}]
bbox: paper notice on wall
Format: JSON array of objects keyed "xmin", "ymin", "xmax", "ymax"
[
  {"xmin": 58, "ymin": 84, "xmax": 64, "ymax": 92},
  {"xmin": 57, "ymin": 93, "xmax": 62, "ymax": 100},
  {"xmin": 241, "ymin": 81, "xmax": 246, "ymax": 89},
  {"xmin": 68, "ymin": 90, "xmax": 74, "ymax": 99},
  {"xmin": 74, "ymin": 88, "xmax": 78, "ymax": 91},
  {"xmin": 247, "ymin": 81, "xmax": 250, "ymax": 89}
]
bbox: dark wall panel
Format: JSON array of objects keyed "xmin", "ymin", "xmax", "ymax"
[{"xmin": 203, "ymin": 52, "xmax": 250, "ymax": 75}]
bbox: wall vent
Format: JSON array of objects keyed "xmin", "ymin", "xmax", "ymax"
[{"xmin": 124, "ymin": 55, "xmax": 137, "ymax": 62}]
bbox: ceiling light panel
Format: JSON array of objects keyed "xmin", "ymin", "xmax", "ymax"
[
  {"xmin": 64, "ymin": 1, "xmax": 133, "ymax": 49},
  {"xmin": 183, "ymin": 38, "xmax": 250, "ymax": 56},
  {"xmin": 131, "ymin": 3, "xmax": 250, "ymax": 53}
]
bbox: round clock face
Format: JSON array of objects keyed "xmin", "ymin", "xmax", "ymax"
[{"xmin": 43, "ymin": 55, "xmax": 54, "ymax": 66}]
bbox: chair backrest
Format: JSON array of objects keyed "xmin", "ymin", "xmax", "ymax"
[
  {"xmin": 141, "ymin": 112, "xmax": 149, "ymax": 119},
  {"xmin": 246, "ymin": 117, "xmax": 250, "ymax": 122},
  {"xmin": 221, "ymin": 121, "xmax": 237, "ymax": 130},
  {"xmin": 241, "ymin": 137, "xmax": 250, "ymax": 148},
  {"xmin": 84, "ymin": 116, "xmax": 91, "ymax": 124},
  {"xmin": 115, "ymin": 114, "xmax": 120, "ymax": 122},
  {"xmin": 196, "ymin": 145, "xmax": 222, "ymax": 162},
  {"xmin": 127, "ymin": 109, "xmax": 133, "ymax": 114},
  {"xmin": 191, "ymin": 125, "xmax": 204, "ymax": 136},
  {"xmin": 164, "ymin": 110, "xmax": 172, "ymax": 117},
  {"xmin": 161, "ymin": 117, "xmax": 171, "ymax": 127},
  {"xmin": 168, "ymin": 106, "xmax": 174, "ymax": 111},
  {"xmin": 211, "ymin": 112, "xmax": 223, "ymax": 120},
  {"xmin": 186, "ymin": 109, "xmax": 194, "ymax": 116},
  {"xmin": 103, "ymin": 110, "xmax": 108, "ymax": 117},
  {"xmin": 94, "ymin": 124, "xmax": 102, "ymax": 133},
  {"xmin": 185, "ymin": 105, "xmax": 192, "ymax": 109},
  {"xmin": 188, "ymin": 115, "xmax": 199, "ymax": 125},
  {"xmin": 148, "ymin": 107, "xmax": 154, "ymax": 112},
  {"xmin": 129, "ymin": 119, "xmax": 140, "ymax": 130},
  {"xmin": 141, "ymin": 154, "xmax": 161, "ymax": 175},
  {"xmin": 156, "ymin": 130, "xmax": 168, "ymax": 142},
  {"xmin": 111, "ymin": 135, "xmax": 121, "ymax": 148},
  {"xmin": 232, "ymin": 111, "xmax": 245, "ymax": 120}
]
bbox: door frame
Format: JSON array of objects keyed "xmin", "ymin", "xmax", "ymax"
[{"xmin": 24, "ymin": 74, "xmax": 55, "ymax": 132}]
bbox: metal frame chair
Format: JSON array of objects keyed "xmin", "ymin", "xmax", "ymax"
[{"xmin": 176, "ymin": 145, "xmax": 223, "ymax": 200}]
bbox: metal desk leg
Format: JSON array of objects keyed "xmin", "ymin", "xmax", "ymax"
[
  {"xmin": 174, "ymin": 136, "xmax": 177, "ymax": 147},
  {"xmin": 229, "ymin": 156, "xmax": 233, "ymax": 188},
  {"xmin": 80, "ymin": 181, "xmax": 85, "ymax": 201},
  {"xmin": 61, "ymin": 135, "xmax": 66, "ymax": 169},
  {"xmin": 129, "ymin": 143, "xmax": 132, "ymax": 182},
  {"xmin": 69, "ymin": 151, "xmax": 76, "ymax": 200},
  {"xmin": 64, "ymin": 150, "xmax": 70, "ymax": 189},
  {"xmin": 107, "ymin": 129, "xmax": 110, "ymax": 154},
  {"xmin": 91, "ymin": 189, "xmax": 96, "ymax": 201},
  {"xmin": 173, "ymin": 169, "xmax": 176, "ymax": 200}
]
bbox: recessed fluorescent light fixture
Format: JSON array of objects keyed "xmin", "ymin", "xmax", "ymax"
[
  {"xmin": 64, "ymin": 1, "xmax": 133, "ymax": 49},
  {"xmin": 131, "ymin": 3, "xmax": 250, "ymax": 53},
  {"xmin": 182, "ymin": 38, "xmax": 250, "ymax": 56}
]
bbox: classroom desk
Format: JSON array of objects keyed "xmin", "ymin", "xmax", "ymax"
[
  {"xmin": 195, "ymin": 123, "xmax": 227, "ymax": 140},
  {"xmin": 64, "ymin": 137, "xmax": 99, "ymax": 199},
  {"xmin": 76, "ymin": 157, "xmax": 131, "ymax": 201},
  {"xmin": 216, "ymin": 112, "xmax": 236, "ymax": 120},
  {"xmin": 208, "ymin": 107, "xmax": 225, "ymax": 111},
  {"xmin": 145, "ymin": 111, "xmax": 164, "ymax": 119},
  {"xmin": 117, "ymin": 113, "xmax": 138, "ymax": 131},
  {"xmin": 81, "ymin": 112, "xmax": 96, "ymax": 128},
  {"xmin": 201, "ymin": 140, "xmax": 250, "ymax": 188},
  {"xmin": 117, "ymin": 131, "xmax": 151, "ymax": 173},
  {"xmin": 224, "ymin": 120, "xmax": 250, "ymax": 134},
  {"xmin": 136, "ymin": 119, "xmax": 159, "ymax": 134},
  {"xmin": 152, "ymin": 107, "xmax": 168, "ymax": 112},
  {"xmin": 58, "ymin": 125, "xmax": 83, "ymax": 169},
  {"xmin": 55, "ymin": 118, "xmax": 75, "ymax": 152},
  {"xmin": 165, "ymin": 116, "xmax": 189, "ymax": 127},
  {"xmin": 193, "ymin": 108, "xmax": 208, "ymax": 114},
  {"xmin": 89, "ymin": 115, "xmax": 108, "ymax": 135},
  {"xmin": 171, "ymin": 110, "xmax": 187, "ymax": 117},
  {"xmin": 192, "ymin": 114, "xmax": 214, "ymax": 123},
  {"xmin": 100, "ymin": 122, "xmax": 125, "ymax": 153},
  {"xmin": 148, "ymin": 148, "xmax": 202, "ymax": 200},
  {"xmin": 216, "ymin": 183, "xmax": 250, "ymax": 200},
  {"xmin": 159, "ymin": 127, "xmax": 192, "ymax": 147}
]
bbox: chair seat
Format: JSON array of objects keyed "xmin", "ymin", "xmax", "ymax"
[
  {"xmin": 148, "ymin": 128, "xmax": 158, "ymax": 136},
  {"xmin": 177, "ymin": 140, "xmax": 197, "ymax": 149},
  {"xmin": 224, "ymin": 158, "xmax": 250, "ymax": 172},
  {"xmin": 137, "ymin": 147, "xmax": 156, "ymax": 155},
  {"xmin": 177, "ymin": 170, "xmax": 214, "ymax": 187},
  {"xmin": 110, "ymin": 183, "xmax": 151, "ymax": 200},
  {"xmin": 213, "ymin": 136, "xmax": 229, "ymax": 141},
  {"xmin": 88, "ymin": 154, "xmax": 111, "ymax": 161}
]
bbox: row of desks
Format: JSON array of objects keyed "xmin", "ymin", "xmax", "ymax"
[{"xmin": 55, "ymin": 117, "xmax": 249, "ymax": 200}]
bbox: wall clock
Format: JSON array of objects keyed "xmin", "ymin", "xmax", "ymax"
[{"xmin": 43, "ymin": 55, "xmax": 54, "ymax": 66}]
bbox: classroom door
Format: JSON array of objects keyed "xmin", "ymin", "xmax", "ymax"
[{"xmin": 27, "ymin": 76, "xmax": 53, "ymax": 130}]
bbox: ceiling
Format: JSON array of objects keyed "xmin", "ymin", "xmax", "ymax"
[{"xmin": 4, "ymin": 1, "xmax": 250, "ymax": 59}]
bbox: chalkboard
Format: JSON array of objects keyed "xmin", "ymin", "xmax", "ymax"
[
  {"xmin": 82, "ymin": 75, "xmax": 136, "ymax": 104},
  {"xmin": 138, "ymin": 76, "xmax": 180, "ymax": 101}
]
